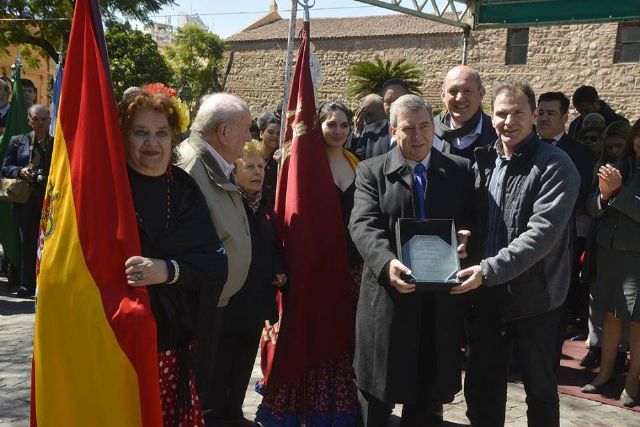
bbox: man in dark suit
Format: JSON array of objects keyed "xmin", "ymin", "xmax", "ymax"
[
  {"xmin": 1, "ymin": 105, "xmax": 53, "ymax": 297},
  {"xmin": 435, "ymin": 65, "xmax": 497, "ymax": 161},
  {"xmin": 347, "ymin": 78, "xmax": 411, "ymax": 160},
  {"xmin": 349, "ymin": 94, "xmax": 474, "ymax": 427},
  {"xmin": 568, "ymin": 85, "xmax": 627, "ymax": 139},
  {"xmin": 537, "ymin": 91, "xmax": 594, "ymax": 362}
]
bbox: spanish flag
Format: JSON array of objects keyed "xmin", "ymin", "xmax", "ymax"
[{"xmin": 32, "ymin": 0, "xmax": 161, "ymax": 425}]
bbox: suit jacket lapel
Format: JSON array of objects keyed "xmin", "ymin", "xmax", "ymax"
[
  {"xmin": 382, "ymin": 146, "xmax": 415, "ymax": 218},
  {"xmin": 21, "ymin": 132, "xmax": 34, "ymax": 161},
  {"xmin": 426, "ymin": 148, "xmax": 446, "ymax": 218},
  {"xmin": 556, "ymin": 133, "xmax": 572, "ymax": 152},
  {"xmin": 187, "ymin": 135, "xmax": 239, "ymax": 192},
  {"xmin": 384, "ymin": 146, "xmax": 413, "ymax": 189}
]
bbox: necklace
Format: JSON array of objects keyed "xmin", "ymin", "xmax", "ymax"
[{"xmin": 135, "ymin": 173, "xmax": 171, "ymax": 231}]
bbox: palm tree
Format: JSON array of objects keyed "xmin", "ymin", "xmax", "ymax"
[{"xmin": 347, "ymin": 57, "xmax": 423, "ymax": 99}]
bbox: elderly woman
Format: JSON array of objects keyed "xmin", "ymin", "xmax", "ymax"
[
  {"xmin": 582, "ymin": 118, "xmax": 640, "ymax": 407},
  {"xmin": 119, "ymin": 85, "xmax": 228, "ymax": 426},
  {"xmin": 256, "ymin": 112, "xmax": 281, "ymax": 207},
  {"xmin": 256, "ymin": 101, "xmax": 360, "ymax": 426},
  {"xmin": 207, "ymin": 139, "xmax": 286, "ymax": 426}
]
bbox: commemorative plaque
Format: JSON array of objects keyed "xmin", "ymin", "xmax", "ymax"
[{"xmin": 395, "ymin": 218, "xmax": 461, "ymax": 290}]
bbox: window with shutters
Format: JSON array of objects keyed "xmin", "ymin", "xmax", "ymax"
[
  {"xmin": 506, "ymin": 28, "xmax": 529, "ymax": 65},
  {"xmin": 615, "ymin": 23, "xmax": 640, "ymax": 63}
]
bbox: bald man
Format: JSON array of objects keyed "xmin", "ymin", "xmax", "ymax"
[
  {"xmin": 353, "ymin": 93, "xmax": 385, "ymax": 137},
  {"xmin": 348, "ymin": 78, "xmax": 412, "ymax": 160},
  {"xmin": 434, "ymin": 65, "xmax": 496, "ymax": 161}
]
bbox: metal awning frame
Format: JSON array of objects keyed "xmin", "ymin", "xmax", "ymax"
[
  {"xmin": 354, "ymin": 0, "xmax": 640, "ymax": 30},
  {"xmin": 354, "ymin": 0, "xmax": 475, "ymax": 30}
]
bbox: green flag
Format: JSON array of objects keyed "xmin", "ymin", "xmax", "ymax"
[{"xmin": 0, "ymin": 66, "xmax": 30, "ymax": 268}]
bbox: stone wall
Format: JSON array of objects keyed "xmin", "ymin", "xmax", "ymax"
[
  {"xmin": 225, "ymin": 22, "xmax": 640, "ymax": 123},
  {"xmin": 468, "ymin": 23, "xmax": 640, "ymax": 121}
]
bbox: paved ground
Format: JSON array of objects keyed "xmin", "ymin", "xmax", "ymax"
[{"xmin": 1, "ymin": 277, "xmax": 639, "ymax": 426}]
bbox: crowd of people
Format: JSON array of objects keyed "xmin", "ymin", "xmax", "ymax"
[{"xmin": 1, "ymin": 63, "xmax": 639, "ymax": 427}]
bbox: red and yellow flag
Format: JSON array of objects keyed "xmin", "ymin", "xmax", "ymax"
[{"xmin": 31, "ymin": 0, "xmax": 161, "ymax": 425}]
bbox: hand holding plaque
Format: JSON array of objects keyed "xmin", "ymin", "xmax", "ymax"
[{"xmin": 395, "ymin": 219, "xmax": 462, "ymax": 290}]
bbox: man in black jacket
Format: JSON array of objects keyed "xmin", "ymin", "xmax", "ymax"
[
  {"xmin": 537, "ymin": 92, "xmax": 594, "ymax": 351},
  {"xmin": 434, "ymin": 65, "xmax": 496, "ymax": 161},
  {"xmin": 568, "ymin": 85, "xmax": 627, "ymax": 139},
  {"xmin": 455, "ymin": 82, "xmax": 580, "ymax": 427},
  {"xmin": 349, "ymin": 94, "xmax": 474, "ymax": 427}
]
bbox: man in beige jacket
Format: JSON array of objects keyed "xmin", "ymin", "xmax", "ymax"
[{"xmin": 177, "ymin": 92, "xmax": 253, "ymax": 419}]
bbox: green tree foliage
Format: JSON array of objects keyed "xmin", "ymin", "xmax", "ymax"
[
  {"xmin": 0, "ymin": 0, "xmax": 175, "ymax": 65},
  {"xmin": 105, "ymin": 22, "xmax": 173, "ymax": 100},
  {"xmin": 163, "ymin": 24, "xmax": 225, "ymax": 116},
  {"xmin": 347, "ymin": 57, "xmax": 423, "ymax": 99}
]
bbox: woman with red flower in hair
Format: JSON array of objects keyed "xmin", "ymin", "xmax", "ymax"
[{"xmin": 119, "ymin": 84, "xmax": 228, "ymax": 426}]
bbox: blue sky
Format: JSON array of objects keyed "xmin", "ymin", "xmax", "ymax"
[{"xmin": 149, "ymin": 1, "xmax": 400, "ymax": 38}]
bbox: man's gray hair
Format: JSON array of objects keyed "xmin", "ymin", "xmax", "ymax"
[
  {"xmin": 389, "ymin": 94, "xmax": 433, "ymax": 127},
  {"xmin": 27, "ymin": 104, "xmax": 49, "ymax": 117},
  {"xmin": 191, "ymin": 93, "xmax": 250, "ymax": 138}
]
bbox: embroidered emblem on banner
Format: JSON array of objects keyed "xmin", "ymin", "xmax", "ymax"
[
  {"xmin": 36, "ymin": 181, "xmax": 60, "ymax": 276},
  {"xmin": 40, "ymin": 181, "xmax": 60, "ymax": 241},
  {"xmin": 293, "ymin": 120, "xmax": 307, "ymax": 139}
]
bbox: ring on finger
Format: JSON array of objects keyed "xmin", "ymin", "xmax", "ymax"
[{"xmin": 136, "ymin": 272, "xmax": 143, "ymax": 281}]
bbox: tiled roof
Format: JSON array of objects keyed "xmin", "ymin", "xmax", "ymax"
[{"xmin": 225, "ymin": 14, "xmax": 462, "ymax": 42}]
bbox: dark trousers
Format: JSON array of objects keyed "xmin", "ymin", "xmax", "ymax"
[
  {"xmin": 208, "ymin": 326, "xmax": 262, "ymax": 421},
  {"xmin": 14, "ymin": 198, "xmax": 41, "ymax": 291},
  {"xmin": 358, "ymin": 295, "xmax": 443, "ymax": 427},
  {"xmin": 357, "ymin": 389, "xmax": 443, "ymax": 427},
  {"xmin": 199, "ymin": 306, "xmax": 226, "ymax": 412},
  {"xmin": 465, "ymin": 298, "xmax": 561, "ymax": 427},
  {"xmin": 358, "ymin": 389, "xmax": 392, "ymax": 427}
]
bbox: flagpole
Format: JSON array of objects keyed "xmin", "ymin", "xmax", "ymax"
[
  {"xmin": 14, "ymin": 49, "xmax": 22, "ymax": 71},
  {"xmin": 274, "ymin": 3, "xmax": 317, "ymax": 424},
  {"xmin": 278, "ymin": 0, "xmax": 298, "ymax": 162}
]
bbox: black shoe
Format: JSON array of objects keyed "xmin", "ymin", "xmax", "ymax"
[
  {"xmin": 570, "ymin": 332, "xmax": 588, "ymax": 341},
  {"xmin": 15, "ymin": 286, "xmax": 35, "ymax": 298},
  {"xmin": 614, "ymin": 351, "xmax": 629, "ymax": 373},
  {"xmin": 579, "ymin": 348, "xmax": 601, "ymax": 368},
  {"xmin": 621, "ymin": 389, "xmax": 640, "ymax": 408},
  {"xmin": 581, "ymin": 377, "xmax": 615, "ymax": 394}
]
